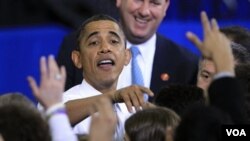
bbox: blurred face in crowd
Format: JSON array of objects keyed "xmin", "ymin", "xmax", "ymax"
[
  {"xmin": 72, "ymin": 20, "xmax": 130, "ymax": 93},
  {"xmin": 116, "ymin": 0, "xmax": 170, "ymax": 44},
  {"xmin": 197, "ymin": 59, "xmax": 216, "ymax": 91}
]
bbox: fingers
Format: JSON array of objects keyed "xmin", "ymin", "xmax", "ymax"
[
  {"xmin": 211, "ymin": 18, "xmax": 219, "ymax": 31},
  {"xmin": 140, "ymin": 86, "xmax": 154, "ymax": 97},
  {"xmin": 27, "ymin": 76, "xmax": 40, "ymax": 99},
  {"xmin": 130, "ymin": 89, "xmax": 142, "ymax": 111},
  {"xmin": 60, "ymin": 66, "xmax": 67, "ymax": 86},
  {"xmin": 29, "ymin": 55, "xmax": 65, "ymax": 109},
  {"xmin": 122, "ymin": 93, "xmax": 133, "ymax": 113},
  {"xmin": 136, "ymin": 86, "xmax": 154, "ymax": 108},
  {"xmin": 48, "ymin": 55, "xmax": 60, "ymax": 79},
  {"xmin": 201, "ymin": 11, "xmax": 211, "ymax": 35},
  {"xmin": 118, "ymin": 85, "xmax": 154, "ymax": 113},
  {"xmin": 40, "ymin": 56, "xmax": 48, "ymax": 82},
  {"xmin": 186, "ymin": 31, "xmax": 202, "ymax": 49}
]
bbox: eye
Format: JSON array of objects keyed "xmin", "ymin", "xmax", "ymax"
[
  {"xmin": 111, "ymin": 39, "xmax": 119, "ymax": 44},
  {"xmin": 200, "ymin": 72, "xmax": 211, "ymax": 81},
  {"xmin": 88, "ymin": 41, "xmax": 99, "ymax": 46},
  {"xmin": 150, "ymin": 0, "xmax": 161, "ymax": 5}
]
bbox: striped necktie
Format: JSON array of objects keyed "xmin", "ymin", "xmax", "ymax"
[{"xmin": 130, "ymin": 46, "xmax": 148, "ymax": 101}]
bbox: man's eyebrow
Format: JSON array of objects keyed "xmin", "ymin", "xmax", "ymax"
[
  {"xmin": 109, "ymin": 31, "xmax": 121, "ymax": 39},
  {"xmin": 86, "ymin": 31, "xmax": 99, "ymax": 40}
]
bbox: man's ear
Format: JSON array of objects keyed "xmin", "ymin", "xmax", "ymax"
[
  {"xmin": 124, "ymin": 49, "xmax": 131, "ymax": 66},
  {"xmin": 71, "ymin": 50, "xmax": 82, "ymax": 69},
  {"xmin": 163, "ymin": 0, "xmax": 170, "ymax": 17},
  {"xmin": 116, "ymin": 0, "xmax": 121, "ymax": 8}
]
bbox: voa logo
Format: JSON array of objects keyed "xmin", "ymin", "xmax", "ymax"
[{"xmin": 226, "ymin": 129, "xmax": 246, "ymax": 136}]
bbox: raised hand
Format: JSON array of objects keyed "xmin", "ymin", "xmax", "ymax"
[
  {"xmin": 28, "ymin": 55, "xmax": 66, "ymax": 109},
  {"xmin": 186, "ymin": 11, "xmax": 234, "ymax": 74}
]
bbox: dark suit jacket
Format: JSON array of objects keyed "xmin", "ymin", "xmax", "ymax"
[
  {"xmin": 56, "ymin": 32, "xmax": 199, "ymax": 101},
  {"xmin": 208, "ymin": 77, "xmax": 248, "ymax": 124},
  {"xmin": 150, "ymin": 34, "xmax": 198, "ymax": 99}
]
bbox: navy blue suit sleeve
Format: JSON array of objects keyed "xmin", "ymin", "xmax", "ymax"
[{"xmin": 208, "ymin": 77, "xmax": 248, "ymax": 124}]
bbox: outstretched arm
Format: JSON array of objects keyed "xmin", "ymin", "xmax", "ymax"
[{"xmin": 65, "ymin": 85, "xmax": 154, "ymax": 126}]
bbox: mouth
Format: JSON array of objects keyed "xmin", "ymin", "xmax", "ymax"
[
  {"xmin": 135, "ymin": 16, "xmax": 149, "ymax": 25},
  {"xmin": 97, "ymin": 59, "xmax": 115, "ymax": 67}
]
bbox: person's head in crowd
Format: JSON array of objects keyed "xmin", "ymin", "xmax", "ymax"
[
  {"xmin": 153, "ymin": 84, "xmax": 206, "ymax": 116},
  {"xmin": 124, "ymin": 107, "xmax": 180, "ymax": 141},
  {"xmin": 174, "ymin": 105, "xmax": 233, "ymax": 141},
  {"xmin": 235, "ymin": 63, "xmax": 250, "ymax": 123},
  {"xmin": 220, "ymin": 25, "xmax": 250, "ymax": 52},
  {"xmin": 116, "ymin": 0, "xmax": 170, "ymax": 44},
  {"xmin": 72, "ymin": 14, "xmax": 130, "ymax": 93},
  {"xmin": 0, "ymin": 93, "xmax": 51, "ymax": 141},
  {"xmin": 0, "ymin": 92, "xmax": 35, "ymax": 108},
  {"xmin": 197, "ymin": 42, "xmax": 250, "ymax": 90}
]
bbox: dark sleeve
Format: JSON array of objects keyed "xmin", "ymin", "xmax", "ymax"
[
  {"xmin": 208, "ymin": 77, "xmax": 248, "ymax": 124},
  {"xmin": 56, "ymin": 31, "xmax": 83, "ymax": 90}
]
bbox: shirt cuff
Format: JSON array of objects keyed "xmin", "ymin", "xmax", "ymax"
[
  {"xmin": 213, "ymin": 71, "xmax": 235, "ymax": 80},
  {"xmin": 45, "ymin": 103, "xmax": 66, "ymax": 118}
]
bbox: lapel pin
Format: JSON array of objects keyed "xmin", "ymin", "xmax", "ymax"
[{"xmin": 161, "ymin": 73, "xmax": 169, "ymax": 81}]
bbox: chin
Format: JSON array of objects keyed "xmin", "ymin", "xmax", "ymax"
[{"xmin": 101, "ymin": 78, "xmax": 116, "ymax": 86}]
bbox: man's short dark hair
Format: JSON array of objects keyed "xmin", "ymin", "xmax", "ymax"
[
  {"xmin": 76, "ymin": 14, "xmax": 124, "ymax": 50},
  {"xmin": 220, "ymin": 26, "xmax": 250, "ymax": 52},
  {"xmin": 231, "ymin": 42, "xmax": 250, "ymax": 64},
  {"xmin": 153, "ymin": 84, "xmax": 206, "ymax": 116}
]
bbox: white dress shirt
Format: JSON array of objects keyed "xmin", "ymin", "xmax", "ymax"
[
  {"xmin": 117, "ymin": 34, "xmax": 156, "ymax": 89},
  {"xmin": 63, "ymin": 79, "xmax": 132, "ymax": 141}
]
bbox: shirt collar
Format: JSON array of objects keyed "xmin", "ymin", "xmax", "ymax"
[
  {"xmin": 127, "ymin": 34, "xmax": 156, "ymax": 60},
  {"xmin": 80, "ymin": 79, "xmax": 103, "ymax": 97}
]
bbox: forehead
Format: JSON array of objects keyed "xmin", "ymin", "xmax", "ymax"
[{"xmin": 84, "ymin": 20, "xmax": 123, "ymax": 36}]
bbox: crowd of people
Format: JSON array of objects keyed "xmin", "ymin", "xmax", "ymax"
[{"xmin": 1, "ymin": 0, "xmax": 250, "ymax": 141}]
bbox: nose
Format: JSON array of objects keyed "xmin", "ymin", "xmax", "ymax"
[
  {"xmin": 98, "ymin": 41, "xmax": 111, "ymax": 54},
  {"xmin": 138, "ymin": 2, "xmax": 150, "ymax": 17}
]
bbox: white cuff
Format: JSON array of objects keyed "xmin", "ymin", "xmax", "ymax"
[
  {"xmin": 45, "ymin": 103, "xmax": 65, "ymax": 117},
  {"xmin": 213, "ymin": 72, "xmax": 235, "ymax": 80}
]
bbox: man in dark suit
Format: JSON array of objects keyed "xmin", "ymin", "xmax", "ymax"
[{"xmin": 57, "ymin": 0, "xmax": 198, "ymax": 101}]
